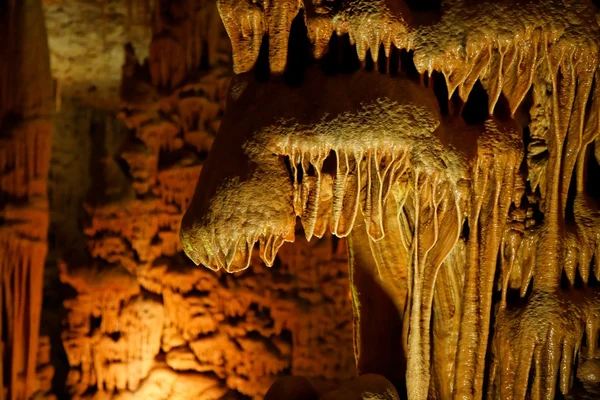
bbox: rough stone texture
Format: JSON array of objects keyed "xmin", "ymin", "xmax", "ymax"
[
  {"xmin": 44, "ymin": 0, "xmax": 152, "ymax": 109},
  {"xmin": 57, "ymin": 63, "xmax": 356, "ymax": 395},
  {"xmin": 43, "ymin": 0, "xmax": 231, "ymax": 109},
  {"xmin": 47, "ymin": 2, "xmax": 357, "ymax": 398},
  {"xmin": 181, "ymin": 1, "xmax": 600, "ymax": 399},
  {"xmin": 1, "ymin": 1, "xmax": 54, "ymax": 399},
  {"xmin": 16, "ymin": 1, "xmax": 600, "ymax": 399},
  {"xmin": 32, "ymin": 336, "xmax": 57, "ymax": 400}
]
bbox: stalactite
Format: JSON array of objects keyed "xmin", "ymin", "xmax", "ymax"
[
  {"xmin": 1, "ymin": 1, "xmax": 53, "ymax": 399},
  {"xmin": 454, "ymin": 119, "xmax": 523, "ymax": 399},
  {"xmin": 430, "ymin": 242, "xmax": 465, "ymax": 399},
  {"xmin": 177, "ymin": 0, "xmax": 600, "ymax": 399},
  {"xmin": 58, "ymin": 31, "xmax": 357, "ymax": 397},
  {"xmin": 405, "ymin": 173, "xmax": 461, "ymax": 400},
  {"xmin": 148, "ymin": 0, "xmax": 230, "ymax": 91}
]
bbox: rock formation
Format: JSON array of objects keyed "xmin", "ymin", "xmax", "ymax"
[
  {"xmin": 50, "ymin": 1, "xmax": 356, "ymax": 398},
  {"xmin": 180, "ymin": 0, "xmax": 600, "ymax": 399},
  {"xmin": 1, "ymin": 1, "xmax": 55, "ymax": 399},
  {"xmin": 3, "ymin": 0, "xmax": 360, "ymax": 398}
]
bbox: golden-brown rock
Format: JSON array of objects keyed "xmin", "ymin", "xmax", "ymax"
[
  {"xmin": 1, "ymin": 1, "xmax": 54, "ymax": 398},
  {"xmin": 182, "ymin": 1, "xmax": 600, "ymax": 399},
  {"xmin": 54, "ymin": 14, "xmax": 357, "ymax": 398}
]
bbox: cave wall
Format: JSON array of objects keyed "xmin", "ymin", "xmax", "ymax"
[
  {"xmin": 34, "ymin": 0, "xmax": 357, "ymax": 399},
  {"xmin": 1, "ymin": 1, "xmax": 55, "ymax": 399}
]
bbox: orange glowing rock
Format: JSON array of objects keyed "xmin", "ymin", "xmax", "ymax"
[
  {"xmin": 1, "ymin": 1, "xmax": 54, "ymax": 398},
  {"xmin": 52, "ymin": 9, "xmax": 357, "ymax": 396}
]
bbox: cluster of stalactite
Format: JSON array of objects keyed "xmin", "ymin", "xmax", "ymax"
[
  {"xmin": 56, "ymin": 40, "xmax": 357, "ymax": 399},
  {"xmin": 148, "ymin": 0, "xmax": 232, "ymax": 90},
  {"xmin": 180, "ymin": 0, "xmax": 600, "ymax": 399},
  {"xmin": 0, "ymin": 1, "xmax": 54, "ymax": 399}
]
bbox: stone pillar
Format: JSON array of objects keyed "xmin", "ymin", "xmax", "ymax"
[{"xmin": 0, "ymin": 0, "xmax": 54, "ymax": 398}]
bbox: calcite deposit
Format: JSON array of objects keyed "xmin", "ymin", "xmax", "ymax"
[
  {"xmin": 4, "ymin": 0, "xmax": 359, "ymax": 399},
  {"xmin": 4, "ymin": 0, "xmax": 600, "ymax": 399},
  {"xmin": 1, "ymin": 1, "xmax": 54, "ymax": 399},
  {"xmin": 181, "ymin": 0, "xmax": 600, "ymax": 399},
  {"xmin": 50, "ymin": 1, "xmax": 356, "ymax": 398}
]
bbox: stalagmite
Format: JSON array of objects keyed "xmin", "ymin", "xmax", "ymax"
[
  {"xmin": 179, "ymin": 0, "xmax": 600, "ymax": 399},
  {"xmin": 149, "ymin": 0, "xmax": 230, "ymax": 89},
  {"xmin": 217, "ymin": 0, "xmax": 266, "ymax": 74},
  {"xmin": 454, "ymin": 119, "xmax": 523, "ymax": 399}
]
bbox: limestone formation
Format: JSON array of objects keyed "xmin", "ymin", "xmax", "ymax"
[
  {"xmin": 32, "ymin": 336, "xmax": 56, "ymax": 400},
  {"xmin": 181, "ymin": 0, "xmax": 600, "ymax": 399},
  {"xmin": 3, "ymin": 0, "xmax": 359, "ymax": 398},
  {"xmin": 1, "ymin": 1, "xmax": 54, "ymax": 399},
  {"xmin": 53, "ymin": 3, "xmax": 357, "ymax": 397}
]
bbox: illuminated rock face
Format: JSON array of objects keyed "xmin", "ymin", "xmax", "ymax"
[
  {"xmin": 1, "ymin": 1, "xmax": 54, "ymax": 399},
  {"xmin": 181, "ymin": 0, "xmax": 600, "ymax": 398},
  {"xmin": 54, "ymin": 7, "xmax": 357, "ymax": 397},
  {"xmin": 5, "ymin": 0, "xmax": 364, "ymax": 398}
]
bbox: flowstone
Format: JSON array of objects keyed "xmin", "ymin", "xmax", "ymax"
[{"xmin": 181, "ymin": 1, "xmax": 600, "ymax": 399}]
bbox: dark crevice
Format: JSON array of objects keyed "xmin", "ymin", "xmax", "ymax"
[
  {"xmin": 254, "ymin": 35, "xmax": 271, "ymax": 83},
  {"xmin": 318, "ymin": 33, "xmax": 361, "ymax": 75},
  {"xmin": 449, "ymin": 88, "xmax": 463, "ymax": 117},
  {"xmin": 492, "ymin": 93, "xmax": 512, "ymax": 122},
  {"xmin": 461, "ymin": 219, "xmax": 470, "ymax": 241},
  {"xmin": 565, "ymin": 161, "xmax": 579, "ymax": 222},
  {"xmin": 271, "ymin": 254, "xmax": 282, "ymax": 270},
  {"xmin": 322, "ymin": 150, "xmax": 337, "ymax": 176},
  {"xmin": 504, "ymin": 287, "xmax": 528, "ymax": 309},
  {"xmin": 573, "ymin": 264, "xmax": 587, "ymax": 289},
  {"xmin": 589, "ymin": 256, "xmax": 599, "ymax": 288},
  {"xmin": 560, "ymin": 267, "xmax": 572, "ymax": 290},
  {"xmin": 522, "ymin": 275, "xmax": 534, "ymax": 300},
  {"xmin": 405, "ymin": 0, "xmax": 442, "ymax": 12},
  {"xmin": 90, "ymin": 315, "xmax": 102, "ymax": 332},
  {"xmin": 377, "ymin": 44, "xmax": 388, "ymax": 74},
  {"xmin": 526, "ymin": 347, "xmax": 537, "ymax": 395},
  {"xmin": 388, "ymin": 45, "xmax": 400, "ymax": 76},
  {"xmin": 281, "ymin": 155, "xmax": 295, "ymax": 184},
  {"xmin": 587, "ymin": 141, "xmax": 600, "ymax": 202},
  {"xmin": 431, "ymin": 71, "xmax": 449, "ymax": 115},
  {"xmin": 364, "ymin": 49, "xmax": 375, "ymax": 72},
  {"xmin": 515, "ymin": 87, "xmax": 534, "ymax": 129},
  {"xmin": 281, "ymin": 155, "xmax": 305, "ymax": 185},
  {"xmin": 341, "ymin": 35, "xmax": 362, "ymax": 73},
  {"xmin": 283, "ymin": 10, "xmax": 311, "ymax": 86},
  {"xmin": 320, "ymin": 33, "xmax": 340, "ymax": 75},
  {"xmin": 521, "ymin": 122, "xmax": 533, "ymax": 152}
]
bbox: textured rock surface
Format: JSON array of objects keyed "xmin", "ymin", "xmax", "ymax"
[
  {"xmin": 1, "ymin": 1, "xmax": 54, "ymax": 398},
  {"xmin": 181, "ymin": 0, "xmax": 600, "ymax": 399},
  {"xmin": 7, "ymin": 1, "xmax": 600, "ymax": 399},
  {"xmin": 32, "ymin": 336, "xmax": 58, "ymax": 400},
  {"xmin": 48, "ymin": 2, "xmax": 357, "ymax": 398},
  {"xmin": 43, "ymin": 0, "xmax": 152, "ymax": 109},
  {"xmin": 43, "ymin": 0, "xmax": 231, "ymax": 109}
]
